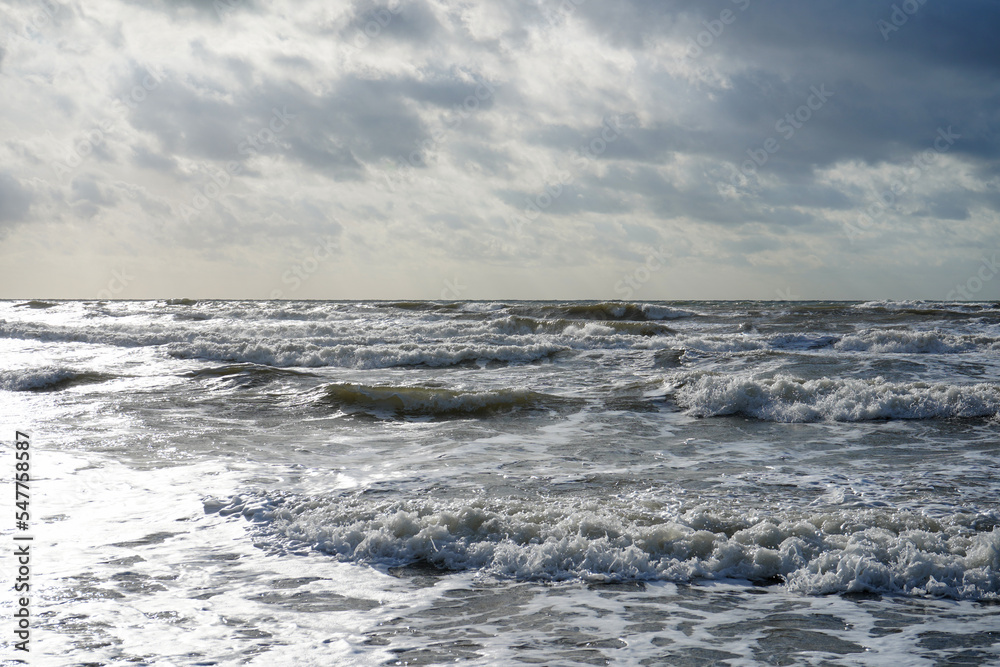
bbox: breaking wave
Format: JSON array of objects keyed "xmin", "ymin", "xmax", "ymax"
[
  {"xmin": 835, "ymin": 329, "xmax": 1000, "ymax": 354},
  {"xmin": 382, "ymin": 301, "xmax": 698, "ymax": 321},
  {"xmin": 674, "ymin": 373, "xmax": 1000, "ymax": 422},
  {"xmin": 495, "ymin": 316, "xmax": 674, "ymax": 337},
  {"xmin": 0, "ymin": 320, "xmax": 569, "ymax": 368},
  {"xmin": 167, "ymin": 342, "xmax": 568, "ymax": 369},
  {"xmin": 854, "ymin": 300, "xmax": 1000, "ymax": 313},
  {"xmin": 207, "ymin": 494, "xmax": 1000, "ymax": 599}
]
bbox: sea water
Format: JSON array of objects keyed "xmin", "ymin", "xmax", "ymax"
[{"xmin": 1, "ymin": 299, "xmax": 999, "ymax": 665}]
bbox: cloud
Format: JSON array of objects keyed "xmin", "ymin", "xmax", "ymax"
[
  {"xmin": 0, "ymin": 0, "xmax": 998, "ymax": 298},
  {"xmin": 0, "ymin": 173, "xmax": 32, "ymax": 225}
]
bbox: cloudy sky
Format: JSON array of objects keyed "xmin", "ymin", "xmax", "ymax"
[{"xmin": 1, "ymin": 0, "xmax": 998, "ymax": 300}]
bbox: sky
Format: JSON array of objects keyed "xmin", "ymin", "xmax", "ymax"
[{"xmin": 0, "ymin": 0, "xmax": 998, "ymax": 300}]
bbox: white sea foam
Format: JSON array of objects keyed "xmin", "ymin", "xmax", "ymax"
[
  {"xmin": 640, "ymin": 304, "xmax": 699, "ymax": 320},
  {"xmin": 0, "ymin": 319, "xmax": 571, "ymax": 368},
  {"xmin": 167, "ymin": 340, "xmax": 570, "ymax": 368},
  {"xmin": 675, "ymin": 373, "xmax": 1000, "ymax": 421},
  {"xmin": 673, "ymin": 329, "xmax": 1000, "ymax": 355},
  {"xmin": 835, "ymin": 329, "xmax": 999, "ymax": 354},
  {"xmin": 210, "ymin": 494, "xmax": 1000, "ymax": 599}
]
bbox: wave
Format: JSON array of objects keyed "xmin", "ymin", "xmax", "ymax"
[
  {"xmin": 672, "ymin": 335, "xmax": 767, "ymax": 354},
  {"xmin": 852, "ymin": 300, "xmax": 1000, "ymax": 318},
  {"xmin": 513, "ymin": 302, "xmax": 696, "ymax": 322},
  {"xmin": 674, "ymin": 373, "xmax": 1000, "ymax": 422},
  {"xmin": 854, "ymin": 300, "xmax": 1000, "ymax": 311},
  {"xmin": 0, "ymin": 320, "xmax": 570, "ymax": 368},
  {"xmin": 166, "ymin": 342, "xmax": 569, "ymax": 369},
  {"xmin": 14, "ymin": 300, "xmax": 58, "ymax": 309},
  {"xmin": 387, "ymin": 300, "xmax": 466, "ymax": 312},
  {"xmin": 676, "ymin": 333, "xmax": 840, "ymax": 354},
  {"xmin": 0, "ymin": 368, "xmax": 114, "ymax": 392},
  {"xmin": 207, "ymin": 494, "xmax": 1000, "ymax": 599},
  {"xmin": 496, "ymin": 315, "xmax": 674, "ymax": 337},
  {"xmin": 316, "ymin": 383, "xmax": 571, "ymax": 418},
  {"xmin": 672, "ymin": 329, "xmax": 999, "ymax": 356},
  {"xmin": 381, "ymin": 301, "xmax": 697, "ymax": 321},
  {"xmin": 835, "ymin": 329, "xmax": 999, "ymax": 354},
  {"xmin": 183, "ymin": 363, "xmax": 316, "ymax": 387},
  {"xmin": 654, "ymin": 348, "xmax": 686, "ymax": 367}
]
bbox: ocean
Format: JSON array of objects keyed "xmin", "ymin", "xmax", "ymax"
[{"xmin": 2, "ymin": 299, "xmax": 1000, "ymax": 666}]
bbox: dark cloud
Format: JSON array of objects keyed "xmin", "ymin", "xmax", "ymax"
[
  {"xmin": 569, "ymin": 0, "xmax": 1000, "ymax": 174},
  {"xmin": 341, "ymin": 0, "xmax": 442, "ymax": 45}
]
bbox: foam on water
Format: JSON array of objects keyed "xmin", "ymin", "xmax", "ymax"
[
  {"xmin": 674, "ymin": 373, "xmax": 1000, "ymax": 422},
  {"xmin": 207, "ymin": 493, "xmax": 1000, "ymax": 600},
  {"xmin": 6, "ymin": 299, "xmax": 1000, "ymax": 664},
  {"xmin": 835, "ymin": 329, "xmax": 1000, "ymax": 354},
  {"xmin": 0, "ymin": 317, "xmax": 575, "ymax": 368},
  {"xmin": 496, "ymin": 315, "xmax": 675, "ymax": 337}
]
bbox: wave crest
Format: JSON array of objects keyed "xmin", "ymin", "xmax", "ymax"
[
  {"xmin": 836, "ymin": 330, "xmax": 999, "ymax": 354},
  {"xmin": 208, "ymin": 494, "xmax": 1000, "ymax": 599},
  {"xmin": 0, "ymin": 368, "xmax": 113, "ymax": 392},
  {"xmin": 317, "ymin": 383, "xmax": 571, "ymax": 418},
  {"xmin": 675, "ymin": 373, "xmax": 1000, "ymax": 422}
]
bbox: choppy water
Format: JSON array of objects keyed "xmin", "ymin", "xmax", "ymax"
[{"xmin": 2, "ymin": 299, "xmax": 1000, "ymax": 665}]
